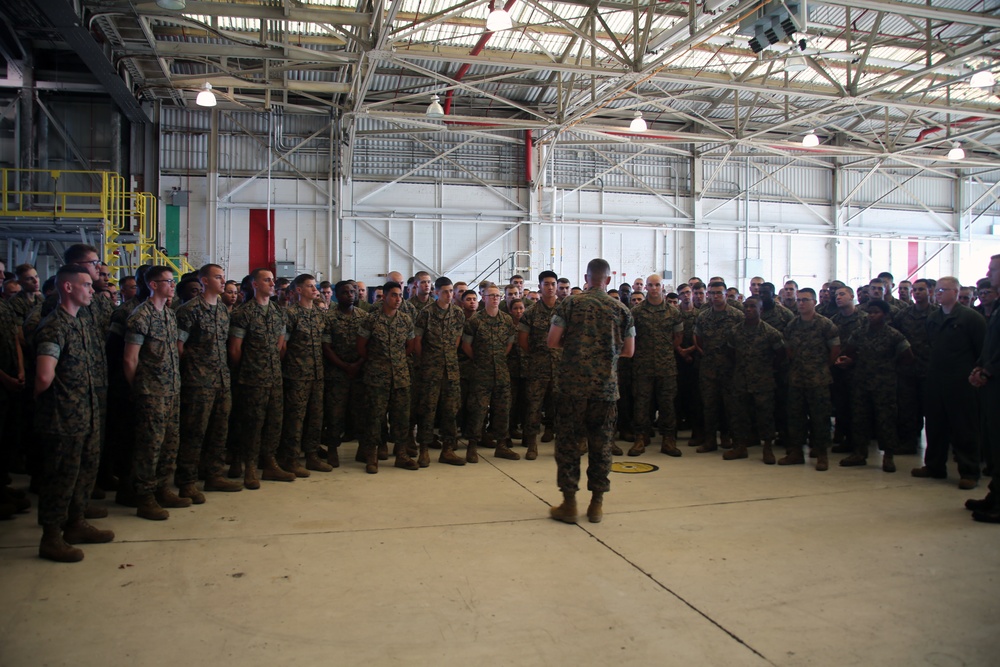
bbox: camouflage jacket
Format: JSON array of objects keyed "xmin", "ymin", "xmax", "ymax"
[
  {"xmin": 414, "ymin": 302, "xmax": 465, "ymax": 382},
  {"xmin": 784, "ymin": 314, "xmax": 840, "ymax": 388},
  {"xmin": 694, "ymin": 306, "xmax": 743, "ymax": 379},
  {"xmin": 631, "ymin": 299, "xmax": 684, "ymax": 378},
  {"xmin": 34, "ymin": 306, "xmax": 100, "ymax": 436},
  {"xmin": 125, "ymin": 300, "xmax": 181, "ymax": 396},
  {"xmin": 552, "ymin": 288, "xmax": 635, "ymax": 401},
  {"xmin": 727, "ymin": 320, "xmax": 785, "ymax": 393},
  {"xmin": 322, "ymin": 307, "xmax": 364, "ymax": 381},
  {"xmin": 229, "ymin": 299, "xmax": 286, "ymax": 387},
  {"xmin": 677, "ymin": 306, "xmax": 699, "ymax": 347},
  {"xmin": 831, "ymin": 308, "xmax": 868, "ymax": 345},
  {"xmin": 463, "ymin": 310, "xmax": 515, "ymax": 384},
  {"xmin": 282, "ymin": 303, "xmax": 325, "ymax": 381},
  {"xmin": 8, "ymin": 291, "xmax": 43, "ymax": 321},
  {"xmin": 0, "ymin": 300, "xmax": 20, "ymax": 383},
  {"xmin": 358, "ymin": 307, "xmax": 414, "ymax": 389},
  {"xmin": 846, "ymin": 322, "xmax": 910, "ymax": 386},
  {"xmin": 41, "ymin": 293, "xmax": 107, "ymax": 388},
  {"xmin": 176, "ymin": 295, "xmax": 230, "ymax": 390},
  {"xmin": 760, "ymin": 302, "xmax": 795, "ymax": 332},
  {"xmin": 893, "ymin": 303, "xmax": 938, "ymax": 378},
  {"xmin": 518, "ymin": 298, "xmax": 562, "ymax": 380}
]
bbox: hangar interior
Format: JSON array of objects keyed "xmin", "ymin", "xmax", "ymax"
[{"xmin": 1, "ymin": 1, "xmax": 999, "ymax": 666}]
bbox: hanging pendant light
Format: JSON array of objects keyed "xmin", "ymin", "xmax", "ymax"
[
  {"xmin": 486, "ymin": 2, "xmax": 513, "ymax": 32},
  {"xmin": 155, "ymin": 0, "xmax": 186, "ymax": 9},
  {"xmin": 629, "ymin": 111, "xmax": 647, "ymax": 132},
  {"xmin": 426, "ymin": 94, "xmax": 444, "ymax": 118},
  {"xmin": 969, "ymin": 70, "xmax": 995, "ymax": 88},
  {"xmin": 802, "ymin": 130, "xmax": 820, "ymax": 147},
  {"xmin": 196, "ymin": 82, "xmax": 217, "ymax": 107},
  {"xmin": 947, "ymin": 142, "xmax": 966, "ymax": 161}
]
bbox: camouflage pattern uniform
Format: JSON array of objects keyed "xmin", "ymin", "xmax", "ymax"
[
  {"xmin": 414, "ymin": 303, "xmax": 466, "ymax": 446},
  {"xmin": 229, "ymin": 300, "xmax": 286, "ymax": 466},
  {"xmin": 518, "ymin": 299, "xmax": 562, "ymax": 439},
  {"xmin": 106, "ymin": 297, "xmax": 141, "ymax": 483},
  {"xmin": 675, "ymin": 306, "xmax": 701, "ymax": 433},
  {"xmin": 7, "ymin": 290, "xmax": 43, "ymax": 322},
  {"xmin": 34, "ymin": 306, "xmax": 101, "ymax": 527},
  {"xmin": 125, "ymin": 300, "xmax": 181, "ymax": 495},
  {"xmin": 761, "ymin": 301, "xmax": 795, "ymax": 445},
  {"xmin": 727, "ymin": 320, "xmax": 785, "ymax": 443},
  {"xmin": 0, "ymin": 301, "xmax": 20, "ymax": 478},
  {"xmin": 830, "ymin": 308, "xmax": 868, "ymax": 446},
  {"xmin": 278, "ymin": 303, "xmax": 326, "ymax": 461},
  {"xmin": 463, "ymin": 310, "xmax": 516, "ymax": 442},
  {"xmin": 784, "ymin": 314, "xmax": 840, "ymax": 456},
  {"xmin": 406, "ymin": 297, "xmax": 433, "ymax": 431},
  {"xmin": 507, "ymin": 323, "xmax": 528, "ymax": 437},
  {"xmin": 358, "ymin": 307, "xmax": 414, "ymax": 451},
  {"xmin": 694, "ymin": 306, "xmax": 743, "ymax": 445},
  {"xmin": 552, "ymin": 288, "xmax": 634, "ymax": 494},
  {"xmin": 322, "ymin": 307, "xmax": 364, "ymax": 449},
  {"xmin": 893, "ymin": 303, "xmax": 937, "ymax": 453},
  {"xmin": 631, "ymin": 299, "xmax": 684, "ymax": 438},
  {"xmin": 844, "ymin": 323, "xmax": 910, "ymax": 458},
  {"xmin": 175, "ymin": 295, "xmax": 231, "ymax": 483}
]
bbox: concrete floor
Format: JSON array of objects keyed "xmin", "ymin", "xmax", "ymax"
[{"xmin": 1, "ymin": 437, "xmax": 997, "ymax": 667}]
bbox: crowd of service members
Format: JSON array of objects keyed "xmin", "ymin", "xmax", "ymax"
[{"xmin": 1, "ymin": 246, "xmax": 999, "ymax": 562}]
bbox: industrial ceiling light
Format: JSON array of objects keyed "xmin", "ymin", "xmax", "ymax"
[
  {"xmin": 195, "ymin": 82, "xmax": 217, "ymax": 107},
  {"xmin": 802, "ymin": 130, "xmax": 820, "ymax": 147},
  {"xmin": 969, "ymin": 69, "xmax": 995, "ymax": 88},
  {"xmin": 948, "ymin": 142, "xmax": 966, "ymax": 161},
  {"xmin": 486, "ymin": 2, "xmax": 513, "ymax": 32},
  {"xmin": 426, "ymin": 94, "xmax": 444, "ymax": 118},
  {"xmin": 155, "ymin": 0, "xmax": 186, "ymax": 10},
  {"xmin": 629, "ymin": 111, "xmax": 647, "ymax": 132},
  {"xmin": 784, "ymin": 54, "xmax": 807, "ymax": 72}
]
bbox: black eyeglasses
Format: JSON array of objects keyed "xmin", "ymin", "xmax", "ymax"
[
  {"xmin": 151, "ymin": 278, "xmax": 176, "ymax": 285},
  {"xmin": 75, "ymin": 259, "xmax": 102, "ymax": 267}
]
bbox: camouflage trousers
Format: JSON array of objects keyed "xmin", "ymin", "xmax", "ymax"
[
  {"xmin": 699, "ymin": 373, "xmax": 732, "ymax": 445},
  {"xmin": 554, "ymin": 395, "xmax": 616, "ymax": 494},
  {"xmin": 831, "ymin": 366, "xmax": 853, "ymax": 444},
  {"xmin": 676, "ymin": 356, "xmax": 701, "ymax": 431},
  {"xmin": 729, "ymin": 388, "xmax": 776, "ymax": 445},
  {"xmin": 278, "ymin": 378, "xmax": 323, "ymax": 460},
  {"xmin": 233, "ymin": 382, "xmax": 283, "ymax": 466},
  {"xmin": 418, "ymin": 375, "xmax": 461, "ymax": 445},
  {"xmin": 323, "ymin": 375, "xmax": 362, "ymax": 448},
  {"xmin": 787, "ymin": 385, "xmax": 832, "ymax": 454},
  {"xmin": 633, "ymin": 374, "xmax": 677, "ymax": 437},
  {"xmin": 617, "ymin": 364, "xmax": 633, "ymax": 435},
  {"xmin": 467, "ymin": 377, "xmax": 510, "ymax": 442},
  {"xmin": 363, "ymin": 383, "xmax": 409, "ymax": 450},
  {"xmin": 131, "ymin": 393, "xmax": 181, "ymax": 495},
  {"xmin": 38, "ymin": 430, "xmax": 100, "ymax": 527},
  {"xmin": 773, "ymin": 366, "xmax": 790, "ymax": 445},
  {"xmin": 176, "ymin": 385, "xmax": 231, "ymax": 485},
  {"xmin": 896, "ymin": 374, "xmax": 926, "ymax": 453},
  {"xmin": 509, "ymin": 375, "xmax": 526, "ymax": 434},
  {"xmin": 524, "ymin": 374, "xmax": 557, "ymax": 438},
  {"xmin": 851, "ymin": 379, "xmax": 898, "ymax": 458}
]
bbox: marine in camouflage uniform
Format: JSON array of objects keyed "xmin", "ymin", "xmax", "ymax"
[
  {"xmin": 830, "ymin": 296, "xmax": 868, "ymax": 450},
  {"xmin": 892, "ymin": 285, "xmax": 937, "ymax": 455},
  {"xmin": 838, "ymin": 302, "xmax": 912, "ymax": 469},
  {"xmin": 176, "ymin": 290, "xmax": 239, "ymax": 495},
  {"xmin": 7, "ymin": 289, "xmax": 43, "ymax": 322},
  {"xmin": 507, "ymin": 302, "xmax": 528, "ymax": 447},
  {"xmin": 783, "ymin": 293, "xmax": 840, "ymax": 470},
  {"xmin": 406, "ymin": 289, "xmax": 433, "ymax": 440},
  {"xmin": 629, "ymin": 285, "xmax": 684, "ymax": 457},
  {"xmin": 759, "ymin": 286, "xmax": 795, "ymax": 448},
  {"xmin": 675, "ymin": 297, "xmax": 701, "ymax": 441},
  {"xmin": 725, "ymin": 300, "xmax": 785, "ymax": 462},
  {"xmin": 106, "ymin": 294, "xmax": 142, "ymax": 500},
  {"xmin": 549, "ymin": 259, "xmax": 635, "ymax": 525},
  {"xmin": 229, "ymin": 288, "xmax": 292, "ymax": 485},
  {"xmin": 693, "ymin": 287, "xmax": 742, "ymax": 452},
  {"xmin": 413, "ymin": 281, "xmax": 466, "ymax": 465},
  {"xmin": 277, "ymin": 294, "xmax": 329, "ymax": 475},
  {"xmin": 321, "ymin": 282, "xmax": 365, "ymax": 466},
  {"xmin": 462, "ymin": 290, "xmax": 518, "ymax": 461},
  {"xmin": 358, "ymin": 288, "xmax": 416, "ymax": 472},
  {"xmin": 0, "ymin": 300, "xmax": 23, "ymax": 497},
  {"xmin": 518, "ymin": 280, "xmax": 562, "ymax": 450}
]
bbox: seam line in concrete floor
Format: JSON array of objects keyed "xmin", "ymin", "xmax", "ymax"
[{"xmin": 483, "ymin": 456, "xmax": 778, "ymax": 666}]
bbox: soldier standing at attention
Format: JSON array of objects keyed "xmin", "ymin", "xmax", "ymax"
[
  {"xmin": 675, "ymin": 283, "xmax": 701, "ymax": 445},
  {"xmin": 413, "ymin": 276, "xmax": 467, "ymax": 466},
  {"xmin": 916, "ymin": 277, "xmax": 986, "ymax": 489},
  {"xmin": 175, "ymin": 264, "xmax": 242, "ymax": 502},
  {"xmin": 322, "ymin": 281, "xmax": 365, "ymax": 467},
  {"xmin": 519, "ymin": 271, "xmax": 562, "ymax": 456},
  {"xmin": 725, "ymin": 297, "xmax": 785, "ymax": 463},
  {"xmin": 967, "ymin": 254, "xmax": 1000, "ymax": 522},
  {"xmin": 830, "ymin": 286, "xmax": 867, "ymax": 452},
  {"xmin": 8, "ymin": 263, "xmax": 43, "ymax": 320},
  {"xmin": 893, "ymin": 279, "xmax": 937, "ymax": 454},
  {"xmin": 836, "ymin": 300, "xmax": 913, "ymax": 472},
  {"xmin": 463, "ymin": 284, "xmax": 519, "ymax": 462},
  {"xmin": 693, "ymin": 280, "xmax": 742, "ymax": 453},
  {"xmin": 277, "ymin": 274, "xmax": 331, "ymax": 476},
  {"xmin": 782, "ymin": 288, "xmax": 840, "ymax": 471},
  {"xmin": 628, "ymin": 273, "xmax": 685, "ymax": 458},
  {"xmin": 34, "ymin": 265, "xmax": 114, "ymax": 561},
  {"xmin": 357, "ymin": 282, "xmax": 417, "ymax": 473},
  {"xmin": 229, "ymin": 268, "xmax": 295, "ymax": 489},
  {"xmin": 507, "ymin": 298, "xmax": 528, "ymax": 446},
  {"xmin": 547, "ymin": 258, "xmax": 634, "ymax": 524},
  {"xmin": 124, "ymin": 266, "xmax": 188, "ymax": 520}
]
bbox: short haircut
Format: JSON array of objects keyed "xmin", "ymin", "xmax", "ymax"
[
  {"xmin": 798, "ymin": 287, "xmax": 817, "ymax": 299},
  {"xmin": 478, "ymin": 280, "xmax": 491, "ymax": 289},
  {"xmin": 415, "ymin": 270, "xmax": 431, "ymax": 280},
  {"xmin": 836, "ymin": 285, "xmax": 855, "ymax": 298},
  {"xmin": 708, "ymin": 280, "xmax": 726, "ymax": 290},
  {"xmin": 42, "ymin": 276, "xmax": 57, "ymax": 293},
  {"xmin": 56, "ymin": 264, "xmax": 90, "ymax": 283},
  {"xmin": 511, "ymin": 274, "xmax": 524, "ymax": 282},
  {"xmin": 877, "ymin": 271, "xmax": 895, "ymax": 282},
  {"xmin": 677, "ymin": 284, "xmax": 691, "ymax": 293},
  {"xmin": 383, "ymin": 281, "xmax": 402, "ymax": 294},
  {"xmin": 924, "ymin": 278, "xmax": 937, "ymax": 289},
  {"xmin": 868, "ymin": 278, "xmax": 885, "ymax": 287},
  {"xmin": 828, "ymin": 280, "xmax": 846, "ymax": 291},
  {"xmin": 435, "ymin": 276, "xmax": 453, "ymax": 289},
  {"xmin": 744, "ymin": 296, "xmax": 760, "ymax": 306},
  {"xmin": 275, "ymin": 277, "xmax": 291, "ymax": 287},
  {"xmin": 15, "ymin": 263, "xmax": 34, "ymax": 277},
  {"xmin": 121, "ymin": 275, "xmax": 136, "ymax": 285},
  {"xmin": 146, "ymin": 265, "xmax": 172, "ymax": 285},
  {"xmin": 586, "ymin": 258, "xmax": 611, "ymax": 277},
  {"xmin": 867, "ymin": 300, "xmax": 890, "ymax": 314},
  {"xmin": 198, "ymin": 263, "xmax": 223, "ymax": 278},
  {"xmin": 509, "ymin": 298, "xmax": 524, "ymax": 307},
  {"xmin": 750, "ymin": 276, "xmax": 764, "ymax": 282},
  {"xmin": 761, "ymin": 282, "xmax": 776, "ymax": 292},
  {"xmin": 784, "ymin": 280, "xmax": 799, "ymax": 288},
  {"xmin": 319, "ymin": 281, "xmax": 332, "ymax": 289},
  {"xmin": 334, "ymin": 280, "xmax": 354, "ymax": 292},
  {"xmin": 293, "ymin": 273, "xmax": 316, "ymax": 288},
  {"xmin": 63, "ymin": 243, "xmax": 99, "ymax": 264},
  {"xmin": 899, "ymin": 279, "xmax": 912, "ymax": 286},
  {"xmin": 557, "ymin": 277, "xmax": 570, "ymax": 285},
  {"xmin": 666, "ymin": 292, "xmax": 678, "ymax": 300},
  {"xmin": 250, "ymin": 267, "xmax": 273, "ymax": 281},
  {"xmin": 462, "ymin": 289, "xmax": 478, "ymax": 300},
  {"xmin": 505, "ymin": 284, "xmax": 518, "ymax": 294},
  {"xmin": 539, "ymin": 270, "xmax": 558, "ymax": 282},
  {"xmin": 912, "ymin": 279, "xmax": 929, "ymax": 288},
  {"xmin": 691, "ymin": 282, "xmax": 706, "ymax": 291},
  {"xmin": 976, "ymin": 277, "xmax": 992, "ymax": 290}
]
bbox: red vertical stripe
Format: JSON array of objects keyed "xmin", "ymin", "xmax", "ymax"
[
  {"xmin": 248, "ymin": 209, "xmax": 276, "ymax": 274},
  {"xmin": 907, "ymin": 239, "xmax": 918, "ymax": 278}
]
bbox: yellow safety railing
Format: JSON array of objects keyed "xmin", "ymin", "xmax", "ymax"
[{"xmin": 0, "ymin": 168, "xmax": 195, "ymax": 281}]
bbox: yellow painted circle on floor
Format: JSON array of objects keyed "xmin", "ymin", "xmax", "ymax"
[{"xmin": 611, "ymin": 461, "xmax": 659, "ymax": 474}]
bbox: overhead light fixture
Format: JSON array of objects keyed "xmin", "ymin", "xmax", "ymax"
[
  {"xmin": 629, "ymin": 111, "xmax": 647, "ymax": 132},
  {"xmin": 802, "ymin": 130, "xmax": 820, "ymax": 147},
  {"xmin": 155, "ymin": 0, "xmax": 186, "ymax": 10},
  {"xmin": 784, "ymin": 55, "xmax": 807, "ymax": 72},
  {"xmin": 969, "ymin": 69, "xmax": 995, "ymax": 88},
  {"xmin": 195, "ymin": 82, "xmax": 217, "ymax": 108},
  {"xmin": 486, "ymin": 2, "xmax": 513, "ymax": 32},
  {"xmin": 426, "ymin": 94, "xmax": 444, "ymax": 118},
  {"xmin": 948, "ymin": 142, "xmax": 966, "ymax": 161}
]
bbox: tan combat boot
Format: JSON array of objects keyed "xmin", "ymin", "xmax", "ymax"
[
  {"xmin": 495, "ymin": 440, "xmax": 520, "ymax": 460},
  {"xmin": 417, "ymin": 444, "xmax": 431, "ymax": 468},
  {"xmin": 63, "ymin": 518, "xmax": 115, "ymax": 545},
  {"xmin": 204, "ymin": 476, "xmax": 243, "ymax": 492},
  {"xmin": 365, "ymin": 445, "xmax": 379, "ymax": 474},
  {"xmin": 466, "ymin": 440, "xmax": 479, "ymax": 464},
  {"xmin": 550, "ymin": 491, "xmax": 578, "ymax": 523},
  {"xmin": 178, "ymin": 483, "xmax": 206, "ymax": 505},
  {"xmin": 393, "ymin": 442, "xmax": 419, "ymax": 470},
  {"xmin": 587, "ymin": 492, "xmax": 604, "ymax": 524},
  {"xmin": 282, "ymin": 456, "xmax": 311, "ymax": 478},
  {"xmin": 305, "ymin": 452, "xmax": 333, "ymax": 473},
  {"xmin": 761, "ymin": 440, "xmax": 776, "ymax": 465},
  {"xmin": 723, "ymin": 444, "xmax": 748, "ymax": 460},
  {"xmin": 261, "ymin": 456, "xmax": 296, "ymax": 482},
  {"xmin": 39, "ymin": 524, "xmax": 84, "ymax": 562},
  {"xmin": 523, "ymin": 435, "xmax": 538, "ymax": 461},
  {"xmin": 136, "ymin": 494, "xmax": 169, "ymax": 521},
  {"xmin": 815, "ymin": 449, "xmax": 829, "ymax": 472},
  {"xmin": 438, "ymin": 441, "xmax": 466, "ymax": 466},
  {"xmin": 777, "ymin": 447, "xmax": 805, "ymax": 466},
  {"xmin": 627, "ymin": 434, "xmax": 647, "ymax": 457},
  {"xmin": 243, "ymin": 463, "xmax": 261, "ymax": 490},
  {"xmin": 155, "ymin": 486, "xmax": 193, "ymax": 508},
  {"xmin": 660, "ymin": 435, "xmax": 681, "ymax": 457}
]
